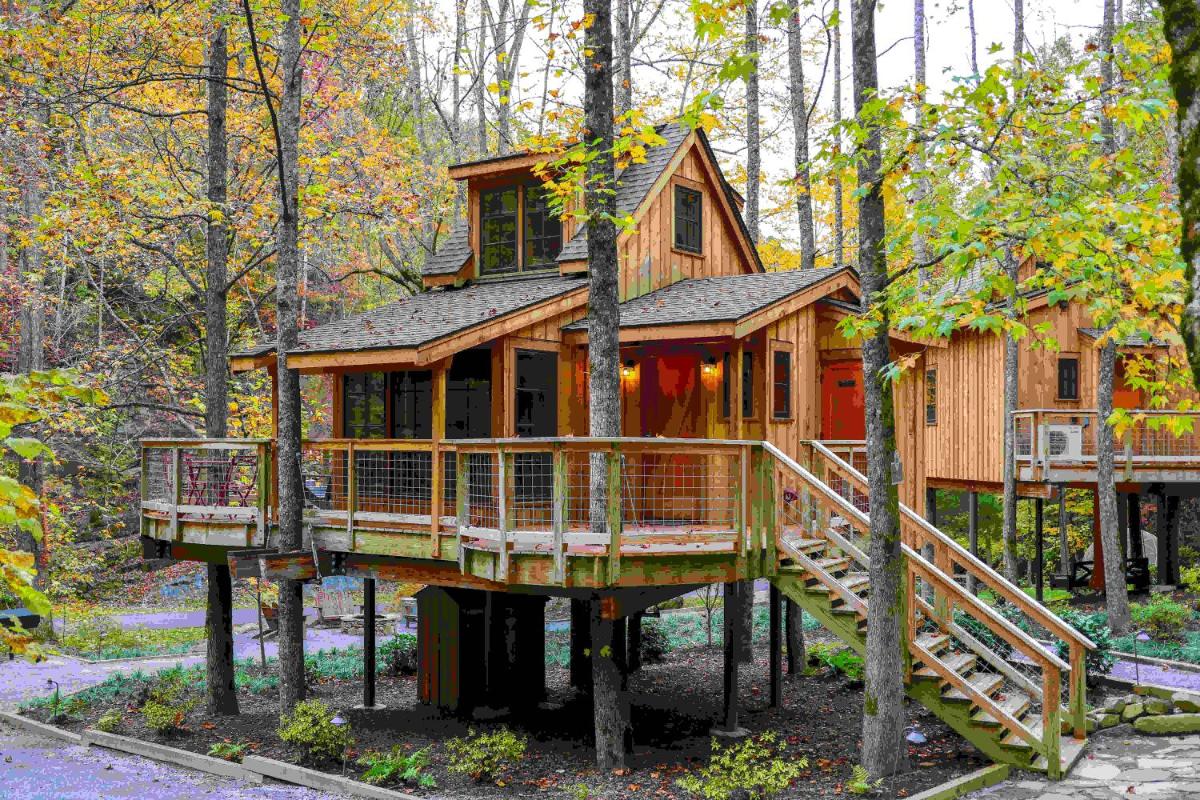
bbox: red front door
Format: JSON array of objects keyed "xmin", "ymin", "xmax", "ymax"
[{"xmin": 822, "ymin": 360, "xmax": 866, "ymax": 440}]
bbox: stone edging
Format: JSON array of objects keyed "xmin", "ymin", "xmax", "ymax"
[
  {"xmin": 80, "ymin": 728, "xmax": 264, "ymax": 782},
  {"xmin": 904, "ymin": 764, "xmax": 1011, "ymax": 800},
  {"xmin": 52, "ymin": 648, "xmax": 203, "ymax": 665},
  {"xmin": 243, "ymin": 755, "xmax": 421, "ymax": 799},
  {"xmin": 0, "ymin": 710, "xmax": 83, "ymax": 744}
]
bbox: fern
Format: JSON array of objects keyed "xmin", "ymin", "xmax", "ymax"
[{"xmin": 846, "ymin": 764, "xmax": 883, "ymax": 796}]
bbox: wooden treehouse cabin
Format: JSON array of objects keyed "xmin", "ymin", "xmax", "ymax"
[
  {"xmin": 140, "ymin": 123, "xmax": 1094, "ymax": 777},
  {"xmin": 911, "ymin": 262, "xmax": 1199, "ymax": 594}
]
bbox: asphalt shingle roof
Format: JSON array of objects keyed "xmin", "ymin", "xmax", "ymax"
[
  {"xmin": 563, "ymin": 267, "xmax": 848, "ymax": 332},
  {"xmin": 556, "ymin": 124, "xmax": 692, "ymax": 263},
  {"xmin": 422, "ymin": 226, "xmax": 472, "ymax": 277},
  {"xmin": 1078, "ymin": 328, "xmax": 1170, "ymax": 348},
  {"xmin": 234, "ymin": 275, "xmax": 587, "ymax": 358}
]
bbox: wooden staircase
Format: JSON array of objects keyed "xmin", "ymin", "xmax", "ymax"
[{"xmin": 764, "ymin": 442, "xmax": 1095, "ymax": 779}]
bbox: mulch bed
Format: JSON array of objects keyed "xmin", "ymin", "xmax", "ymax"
[{"xmin": 31, "ymin": 643, "xmax": 986, "ymax": 799}]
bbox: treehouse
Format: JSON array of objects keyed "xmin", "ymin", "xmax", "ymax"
[
  {"xmin": 909, "ymin": 262, "xmax": 1198, "ymax": 593},
  {"xmin": 139, "ymin": 123, "xmax": 1094, "ymax": 778}
]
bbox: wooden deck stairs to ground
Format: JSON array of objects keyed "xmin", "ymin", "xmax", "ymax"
[{"xmin": 764, "ymin": 442, "xmax": 1096, "ymax": 780}]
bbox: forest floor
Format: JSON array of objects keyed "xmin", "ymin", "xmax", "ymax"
[{"xmin": 23, "ymin": 642, "xmax": 987, "ymax": 799}]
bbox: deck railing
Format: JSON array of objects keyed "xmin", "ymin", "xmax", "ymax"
[
  {"xmin": 784, "ymin": 440, "xmax": 1095, "ymax": 775},
  {"xmin": 1013, "ymin": 409, "xmax": 1200, "ymax": 470},
  {"xmin": 450, "ymin": 438, "xmax": 767, "ymax": 583}
]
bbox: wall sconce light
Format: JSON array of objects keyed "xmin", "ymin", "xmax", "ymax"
[
  {"xmin": 621, "ymin": 359, "xmax": 637, "ymax": 380},
  {"xmin": 701, "ymin": 356, "xmax": 718, "ymax": 378}
]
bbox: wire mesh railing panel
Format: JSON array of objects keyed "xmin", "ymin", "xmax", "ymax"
[
  {"xmin": 1014, "ymin": 414, "xmax": 1034, "ymax": 459},
  {"xmin": 618, "ymin": 453, "xmax": 738, "ymax": 530},
  {"xmin": 565, "ymin": 450, "xmax": 597, "ymax": 530},
  {"xmin": 142, "ymin": 449, "xmax": 175, "ymax": 504},
  {"xmin": 464, "ymin": 452, "xmax": 499, "ymax": 529},
  {"xmin": 354, "ymin": 450, "xmax": 433, "ymax": 517},
  {"xmin": 442, "ymin": 449, "xmax": 458, "ymax": 512},
  {"xmin": 301, "ymin": 446, "xmax": 348, "ymax": 513},
  {"xmin": 177, "ymin": 447, "xmax": 260, "ymax": 508}
]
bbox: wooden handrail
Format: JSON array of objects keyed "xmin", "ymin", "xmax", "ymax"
[{"xmin": 806, "ymin": 440, "xmax": 1097, "ymax": 653}]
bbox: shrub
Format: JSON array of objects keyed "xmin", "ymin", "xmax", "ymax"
[
  {"xmin": 357, "ymin": 745, "xmax": 436, "ymax": 788},
  {"xmin": 639, "ymin": 619, "xmax": 670, "ymax": 664},
  {"xmin": 808, "ymin": 642, "xmax": 864, "ymax": 682},
  {"xmin": 445, "ymin": 727, "xmax": 527, "ymax": 782},
  {"xmin": 677, "ymin": 732, "xmax": 806, "ymax": 800},
  {"xmin": 95, "ymin": 710, "xmax": 122, "ymax": 733},
  {"xmin": 1181, "ymin": 564, "xmax": 1200, "ymax": 597},
  {"xmin": 379, "ymin": 634, "xmax": 418, "ymax": 676},
  {"xmin": 845, "ymin": 764, "xmax": 882, "ymax": 796},
  {"xmin": 1131, "ymin": 595, "xmax": 1193, "ymax": 642},
  {"xmin": 208, "ymin": 741, "xmax": 249, "ymax": 762},
  {"xmin": 1054, "ymin": 610, "xmax": 1115, "ymax": 682},
  {"xmin": 277, "ymin": 700, "xmax": 353, "ymax": 763},
  {"xmin": 142, "ymin": 700, "xmax": 186, "ymax": 734}
]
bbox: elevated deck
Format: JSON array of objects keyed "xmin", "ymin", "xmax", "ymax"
[{"xmin": 1014, "ymin": 409, "xmax": 1200, "ymax": 485}]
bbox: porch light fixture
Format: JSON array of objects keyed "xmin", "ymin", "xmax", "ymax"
[
  {"xmin": 701, "ymin": 356, "xmax": 718, "ymax": 378},
  {"xmin": 621, "ymin": 359, "xmax": 637, "ymax": 379}
]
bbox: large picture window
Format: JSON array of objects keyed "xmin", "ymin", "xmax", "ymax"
[
  {"xmin": 392, "ymin": 371, "xmax": 432, "ymax": 439},
  {"xmin": 343, "ymin": 372, "xmax": 387, "ymax": 439},
  {"xmin": 480, "ymin": 187, "xmax": 518, "ymax": 274},
  {"xmin": 674, "ymin": 185, "xmax": 703, "ymax": 254},
  {"xmin": 523, "ymin": 185, "xmax": 563, "ymax": 268}
]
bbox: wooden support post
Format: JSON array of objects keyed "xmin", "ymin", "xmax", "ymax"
[
  {"xmin": 1161, "ymin": 494, "xmax": 1181, "ymax": 585},
  {"xmin": 769, "ymin": 583, "xmax": 782, "ymax": 708},
  {"xmin": 1128, "ymin": 492, "xmax": 1144, "ymax": 559},
  {"xmin": 613, "ymin": 616, "xmax": 627, "ymax": 690},
  {"xmin": 1034, "ymin": 497, "xmax": 1044, "ymax": 603},
  {"xmin": 170, "ymin": 446, "xmax": 181, "ymax": 540},
  {"xmin": 1091, "ymin": 489, "xmax": 1105, "ymax": 591},
  {"xmin": 360, "ymin": 577, "xmax": 381, "ymax": 709},
  {"xmin": 346, "ymin": 442, "xmax": 357, "ymax": 551},
  {"xmin": 967, "ymin": 491, "xmax": 979, "ymax": 594},
  {"xmin": 498, "ymin": 448, "xmax": 511, "ymax": 582},
  {"xmin": 456, "ymin": 450, "xmax": 469, "ymax": 573},
  {"xmin": 719, "ymin": 581, "xmax": 742, "ymax": 734},
  {"xmin": 430, "ymin": 362, "xmax": 447, "ymax": 557},
  {"xmin": 257, "ymin": 443, "xmax": 270, "ymax": 545},
  {"xmin": 570, "ymin": 598, "xmax": 592, "ymax": 692},
  {"xmin": 1059, "ymin": 485, "xmax": 1071, "ymax": 574},
  {"xmin": 1117, "ymin": 492, "xmax": 1130, "ymax": 560},
  {"xmin": 1069, "ymin": 642, "xmax": 1087, "ymax": 740}
]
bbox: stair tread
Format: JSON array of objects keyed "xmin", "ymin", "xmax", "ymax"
[
  {"xmin": 815, "ymin": 556, "xmax": 850, "ymax": 571},
  {"xmin": 970, "ymin": 691, "xmax": 1033, "ymax": 726},
  {"xmin": 915, "ymin": 651, "xmax": 976, "ymax": 678},
  {"xmin": 999, "ymin": 715, "xmax": 1043, "ymax": 748},
  {"xmin": 943, "ymin": 671, "xmax": 1005, "ymax": 702},
  {"xmin": 840, "ymin": 574, "xmax": 870, "ymax": 591},
  {"xmin": 915, "ymin": 633, "xmax": 950, "ymax": 652},
  {"xmin": 787, "ymin": 538, "xmax": 826, "ymax": 553}
]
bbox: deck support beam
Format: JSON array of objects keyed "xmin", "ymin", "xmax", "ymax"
[{"xmin": 769, "ymin": 583, "xmax": 781, "ymax": 708}]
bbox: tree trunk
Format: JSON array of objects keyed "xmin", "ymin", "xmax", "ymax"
[
  {"xmin": 851, "ymin": 0, "xmax": 906, "ymax": 779},
  {"xmin": 476, "ymin": 0, "xmax": 489, "ymax": 155},
  {"xmin": 967, "ymin": 0, "xmax": 978, "ymax": 75},
  {"xmin": 831, "ymin": 0, "xmax": 845, "ymax": 264},
  {"xmin": 744, "ymin": 0, "xmax": 760, "ymax": 244},
  {"xmin": 912, "ymin": 0, "xmax": 929, "ymax": 284},
  {"xmin": 590, "ymin": 598, "xmax": 629, "ymax": 768},
  {"xmin": 1001, "ymin": 264, "xmax": 1020, "ymax": 584},
  {"xmin": 275, "ymin": 0, "xmax": 307, "ymax": 715},
  {"xmin": 1160, "ymin": 2, "xmax": 1200, "ymax": 387},
  {"xmin": 1097, "ymin": 339, "xmax": 1131, "ymax": 631},
  {"xmin": 583, "ymin": 0, "xmax": 628, "ymax": 768},
  {"xmin": 204, "ymin": 3, "xmax": 238, "ymax": 717},
  {"xmin": 615, "ymin": 0, "xmax": 632, "ymax": 118},
  {"xmin": 787, "ymin": 0, "xmax": 816, "ymax": 269},
  {"xmin": 785, "ymin": 597, "xmax": 805, "ymax": 673}
]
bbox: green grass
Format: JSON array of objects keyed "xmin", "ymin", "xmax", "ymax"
[
  {"xmin": 1112, "ymin": 630, "xmax": 1200, "ymax": 664},
  {"xmin": 58, "ymin": 626, "xmax": 207, "ymax": 660}
]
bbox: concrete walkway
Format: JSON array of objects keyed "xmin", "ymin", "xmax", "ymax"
[{"xmin": 967, "ymin": 732, "xmax": 1200, "ymax": 799}]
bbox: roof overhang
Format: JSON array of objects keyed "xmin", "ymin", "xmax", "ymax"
[
  {"xmin": 283, "ymin": 285, "xmax": 589, "ymax": 373},
  {"xmin": 448, "ymin": 151, "xmax": 559, "ymax": 180},
  {"xmin": 230, "ymin": 352, "xmax": 276, "ymax": 373}
]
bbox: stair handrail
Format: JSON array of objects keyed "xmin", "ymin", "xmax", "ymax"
[
  {"xmin": 805, "ymin": 440, "xmax": 1097, "ymax": 654},
  {"xmin": 764, "ymin": 443, "xmax": 1064, "ymax": 669}
]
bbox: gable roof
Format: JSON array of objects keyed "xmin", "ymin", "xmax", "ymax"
[
  {"xmin": 422, "ymin": 226, "xmax": 473, "ymax": 277},
  {"xmin": 232, "ymin": 275, "xmax": 587, "ymax": 365},
  {"xmin": 563, "ymin": 267, "xmax": 850, "ymax": 334},
  {"xmin": 1078, "ymin": 328, "xmax": 1171, "ymax": 348}
]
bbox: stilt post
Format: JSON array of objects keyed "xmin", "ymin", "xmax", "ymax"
[
  {"xmin": 362, "ymin": 577, "xmax": 378, "ymax": 708},
  {"xmin": 1034, "ymin": 498, "xmax": 1044, "ymax": 602},
  {"xmin": 720, "ymin": 581, "xmax": 741, "ymax": 733},
  {"xmin": 1059, "ymin": 485, "xmax": 1070, "ymax": 574},
  {"xmin": 769, "ymin": 583, "xmax": 781, "ymax": 708}
]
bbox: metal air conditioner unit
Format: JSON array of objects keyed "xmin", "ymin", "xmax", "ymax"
[{"xmin": 1044, "ymin": 424, "xmax": 1084, "ymax": 460}]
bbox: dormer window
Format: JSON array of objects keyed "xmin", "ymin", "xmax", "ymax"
[
  {"xmin": 479, "ymin": 183, "xmax": 562, "ymax": 276},
  {"xmin": 674, "ymin": 185, "xmax": 703, "ymax": 254}
]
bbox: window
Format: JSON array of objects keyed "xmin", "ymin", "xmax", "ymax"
[
  {"xmin": 925, "ymin": 368, "xmax": 938, "ymax": 425},
  {"xmin": 1058, "ymin": 357, "xmax": 1080, "ymax": 401},
  {"xmin": 772, "ymin": 350, "xmax": 792, "ymax": 419},
  {"xmin": 480, "ymin": 187, "xmax": 518, "ymax": 274},
  {"xmin": 673, "ymin": 185, "xmax": 703, "ymax": 253},
  {"xmin": 523, "ymin": 185, "xmax": 563, "ymax": 267},
  {"xmin": 343, "ymin": 372, "xmax": 387, "ymax": 438},
  {"xmin": 391, "ymin": 371, "xmax": 432, "ymax": 439}
]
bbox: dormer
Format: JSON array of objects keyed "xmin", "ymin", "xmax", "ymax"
[{"xmin": 421, "ymin": 123, "xmax": 762, "ymax": 296}]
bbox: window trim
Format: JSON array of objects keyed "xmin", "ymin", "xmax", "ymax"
[
  {"xmin": 925, "ymin": 368, "xmax": 938, "ymax": 426},
  {"xmin": 478, "ymin": 183, "xmax": 563, "ymax": 277},
  {"xmin": 478, "ymin": 186, "xmax": 519, "ymax": 276},
  {"xmin": 522, "ymin": 183, "xmax": 563, "ymax": 270},
  {"xmin": 672, "ymin": 183, "xmax": 704, "ymax": 255},
  {"xmin": 770, "ymin": 347, "xmax": 794, "ymax": 421},
  {"xmin": 1057, "ymin": 355, "xmax": 1081, "ymax": 402}
]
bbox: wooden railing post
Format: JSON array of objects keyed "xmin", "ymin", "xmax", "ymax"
[
  {"xmin": 430, "ymin": 442, "xmax": 443, "ymax": 557},
  {"xmin": 1043, "ymin": 667, "xmax": 1063, "ymax": 779},
  {"xmin": 606, "ymin": 446, "xmax": 622, "ymax": 584},
  {"xmin": 759, "ymin": 446, "xmax": 776, "ymax": 575},
  {"xmin": 742, "ymin": 444, "xmax": 754, "ymax": 565},
  {"xmin": 346, "ymin": 442, "xmax": 356, "ymax": 550},
  {"xmin": 498, "ymin": 447, "xmax": 511, "ymax": 581},
  {"xmin": 904, "ymin": 555, "xmax": 916, "ymax": 682},
  {"xmin": 456, "ymin": 449, "xmax": 469, "ymax": 573},
  {"xmin": 552, "ymin": 444, "xmax": 567, "ymax": 585},
  {"xmin": 1069, "ymin": 642, "xmax": 1086, "ymax": 739},
  {"xmin": 257, "ymin": 442, "xmax": 270, "ymax": 545},
  {"xmin": 170, "ymin": 446, "xmax": 181, "ymax": 541}
]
